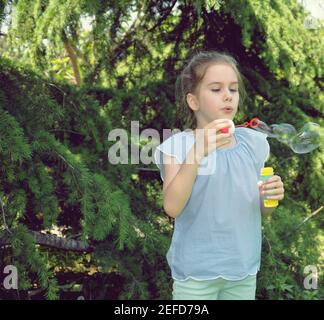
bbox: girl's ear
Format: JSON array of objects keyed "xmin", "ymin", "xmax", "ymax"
[{"xmin": 186, "ymin": 93, "xmax": 199, "ymax": 111}]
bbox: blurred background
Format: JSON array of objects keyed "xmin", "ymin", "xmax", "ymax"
[{"xmin": 0, "ymin": 0, "xmax": 323, "ymax": 299}]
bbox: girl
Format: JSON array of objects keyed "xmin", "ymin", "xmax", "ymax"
[{"xmin": 154, "ymin": 51, "xmax": 285, "ymax": 300}]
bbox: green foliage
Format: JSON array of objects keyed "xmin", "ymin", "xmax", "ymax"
[
  {"xmin": 259, "ymin": 203, "xmax": 323, "ymax": 299},
  {"xmin": 7, "ymin": 224, "xmax": 59, "ymax": 299},
  {"xmin": 0, "ymin": 109, "xmax": 32, "ymax": 163},
  {"xmin": 0, "ymin": 0, "xmax": 323, "ymax": 300},
  {"xmin": 0, "ymin": 55, "xmax": 171, "ymax": 299}
]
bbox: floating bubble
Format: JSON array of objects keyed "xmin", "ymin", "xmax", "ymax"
[
  {"xmin": 254, "ymin": 121, "xmax": 277, "ymax": 138},
  {"xmin": 289, "ymin": 122, "xmax": 323, "ymax": 154},
  {"xmin": 243, "ymin": 119, "xmax": 323, "ymax": 154},
  {"xmin": 270, "ymin": 123, "xmax": 298, "ymax": 144},
  {"xmin": 255, "ymin": 121, "xmax": 298, "ymax": 142}
]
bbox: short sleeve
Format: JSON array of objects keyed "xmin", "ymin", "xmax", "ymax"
[
  {"xmin": 235, "ymin": 128, "xmax": 270, "ymax": 175},
  {"xmin": 153, "ymin": 132, "xmax": 195, "ymax": 181}
]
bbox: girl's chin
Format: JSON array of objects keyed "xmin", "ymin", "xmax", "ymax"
[
  {"xmin": 216, "ymin": 111, "xmax": 236, "ymax": 119},
  {"xmin": 213, "ymin": 115, "xmax": 234, "ymax": 121}
]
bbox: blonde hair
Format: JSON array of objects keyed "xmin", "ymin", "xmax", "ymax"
[{"xmin": 175, "ymin": 51, "xmax": 246, "ymax": 130}]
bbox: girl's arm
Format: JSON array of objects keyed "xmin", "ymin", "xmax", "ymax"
[{"xmin": 163, "ymin": 144, "xmax": 203, "ymax": 219}]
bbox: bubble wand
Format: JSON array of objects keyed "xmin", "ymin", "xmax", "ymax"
[{"xmin": 220, "ymin": 117, "xmax": 261, "ymax": 133}]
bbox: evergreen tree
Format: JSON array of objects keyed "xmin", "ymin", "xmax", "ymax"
[{"xmin": 0, "ymin": 0, "xmax": 323, "ymax": 299}]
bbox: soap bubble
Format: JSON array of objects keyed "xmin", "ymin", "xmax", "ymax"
[
  {"xmin": 254, "ymin": 121, "xmax": 277, "ymax": 138},
  {"xmin": 254, "ymin": 121, "xmax": 323, "ymax": 154},
  {"xmin": 255, "ymin": 121, "xmax": 298, "ymax": 142},
  {"xmin": 289, "ymin": 122, "xmax": 323, "ymax": 154},
  {"xmin": 270, "ymin": 123, "xmax": 297, "ymax": 144}
]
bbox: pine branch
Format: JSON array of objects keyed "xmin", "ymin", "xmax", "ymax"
[
  {"xmin": 147, "ymin": 0, "xmax": 178, "ymax": 32},
  {"xmin": 0, "ymin": 230, "xmax": 94, "ymax": 252},
  {"xmin": 282, "ymin": 206, "xmax": 324, "ymax": 240},
  {"xmin": 295, "ymin": 206, "xmax": 323, "ymax": 230}
]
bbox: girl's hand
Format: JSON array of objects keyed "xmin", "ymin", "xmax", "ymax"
[
  {"xmin": 259, "ymin": 175, "xmax": 285, "ymax": 201},
  {"xmin": 193, "ymin": 119, "xmax": 233, "ymax": 161}
]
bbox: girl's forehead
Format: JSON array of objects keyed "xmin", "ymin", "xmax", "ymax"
[{"xmin": 203, "ymin": 63, "xmax": 238, "ymax": 83}]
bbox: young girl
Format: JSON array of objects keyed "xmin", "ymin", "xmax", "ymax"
[{"xmin": 154, "ymin": 51, "xmax": 285, "ymax": 300}]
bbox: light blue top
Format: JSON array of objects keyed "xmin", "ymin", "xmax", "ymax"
[{"xmin": 153, "ymin": 127, "xmax": 270, "ymax": 281}]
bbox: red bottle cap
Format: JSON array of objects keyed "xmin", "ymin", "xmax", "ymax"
[{"xmin": 220, "ymin": 128, "xmax": 229, "ymax": 133}]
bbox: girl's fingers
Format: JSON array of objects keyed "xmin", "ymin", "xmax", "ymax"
[
  {"xmin": 265, "ymin": 194, "xmax": 284, "ymax": 200},
  {"xmin": 261, "ymin": 182, "xmax": 283, "ymax": 190},
  {"xmin": 205, "ymin": 119, "xmax": 230, "ymax": 130},
  {"xmin": 263, "ymin": 175, "xmax": 281, "ymax": 184},
  {"xmin": 259, "ymin": 175, "xmax": 285, "ymax": 200},
  {"xmin": 218, "ymin": 134, "xmax": 232, "ymax": 141},
  {"xmin": 261, "ymin": 187, "xmax": 285, "ymax": 196}
]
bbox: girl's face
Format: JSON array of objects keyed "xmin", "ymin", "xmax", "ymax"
[{"xmin": 187, "ymin": 63, "xmax": 239, "ymax": 127}]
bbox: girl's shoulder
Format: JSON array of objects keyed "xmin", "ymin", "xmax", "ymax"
[
  {"xmin": 235, "ymin": 127, "xmax": 267, "ymax": 140},
  {"xmin": 154, "ymin": 130, "xmax": 195, "ymax": 181},
  {"xmin": 235, "ymin": 127, "xmax": 270, "ymax": 167}
]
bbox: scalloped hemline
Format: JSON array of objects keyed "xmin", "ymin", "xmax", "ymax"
[{"xmin": 172, "ymin": 269, "xmax": 259, "ymax": 282}]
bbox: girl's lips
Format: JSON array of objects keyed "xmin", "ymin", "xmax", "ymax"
[{"xmin": 222, "ymin": 107, "xmax": 233, "ymax": 113}]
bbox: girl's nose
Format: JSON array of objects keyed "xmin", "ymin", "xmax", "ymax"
[{"xmin": 223, "ymin": 90, "xmax": 232, "ymax": 101}]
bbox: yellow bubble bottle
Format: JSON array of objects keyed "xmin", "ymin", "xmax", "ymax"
[{"xmin": 260, "ymin": 167, "xmax": 279, "ymax": 208}]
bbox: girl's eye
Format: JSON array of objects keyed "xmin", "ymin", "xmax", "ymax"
[{"xmin": 211, "ymin": 89, "xmax": 238, "ymax": 93}]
